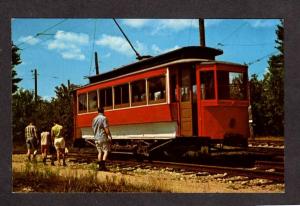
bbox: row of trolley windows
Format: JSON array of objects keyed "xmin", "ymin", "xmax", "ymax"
[
  {"xmin": 169, "ymin": 70, "xmax": 247, "ymax": 102},
  {"xmin": 78, "ymin": 75, "xmax": 166, "ymax": 113},
  {"xmin": 200, "ymin": 71, "xmax": 247, "ymax": 100}
]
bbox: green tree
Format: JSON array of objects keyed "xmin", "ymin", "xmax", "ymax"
[
  {"xmin": 249, "ymin": 74, "xmax": 264, "ymax": 135},
  {"xmin": 249, "ymin": 20, "xmax": 284, "ymax": 136},
  {"xmin": 12, "ymin": 88, "xmax": 54, "ymax": 143},
  {"xmin": 52, "ymin": 83, "xmax": 77, "ymax": 145},
  {"xmin": 262, "ymin": 20, "xmax": 284, "ymax": 136},
  {"xmin": 12, "ymin": 89, "xmax": 36, "ymax": 142},
  {"xmin": 13, "ymin": 82, "xmax": 79, "ymax": 146},
  {"xmin": 12, "ymin": 43, "xmax": 22, "ymax": 93}
]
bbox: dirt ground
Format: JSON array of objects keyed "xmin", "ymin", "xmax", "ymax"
[{"xmin": 12, "ymin": 154, "xmax": 284, "ymax": 193}]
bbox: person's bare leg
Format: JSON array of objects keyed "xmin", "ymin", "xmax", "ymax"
[
  {"xmin": 97, "ymin": 151, "xmax": 103, "ymax": 170},
  {"xmin": 42, "ymin": 148, "xmax": 47, "ymax": 164},
  {"xmin": 102, "ymin": 151, "xmax": 109, "ymax": 171},
  {"xmin": 98, "ymin": 151, "xmax": 103, "ymax": 162},
  {"xmin": 45, "ymin": 149, "xmax": 48, "ymax": 161},
  {"xmin": 27, "ymin": 149, "xmax": 31, "ymax": 161},
  {"xmin": 61, "ymin": 149, "xmax": 66, "ymax": 166},
  {"xmin": 57, "ymin": 150, "xmax": 61, "ymax": 166},
  {"xmin": 103, "ymin": 151, "xmax": 108, "ymax": 161},
  {"xmin": 51, "ymin": 147, "xmax": 55, "ymax": 166},
  {"xmin": 41, "ymin": 148, "xmax": 44, "ymax": 162}
]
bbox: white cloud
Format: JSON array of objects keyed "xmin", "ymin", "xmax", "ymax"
[
  {"xmin": 122, "ymin": 19, "xmax": 223, "ymax": 31},
  {"xmin": 205, "ymin": 19, "xmax": 223, "ymax": 27},
  {"xmin": 103, "ymin": 52, "xmax": 111, "ymax": 58},
  {"xmin": 165, "ymin": 45, "xmax": 180, "ymax": 53},
  {"xmin": 151, "ymin": 44, "xmax": 161, "ymax": 54},
  {"xmin": 96, "ymin": 34, "xmax": 131, "ymax": 55},
  {"xmin": 151, "ymin": 44, "xmax": 180, "ymax": 55},
  {"xmin": 42, "ymin": 95, "xmax": 52, "ymax": 101},
  {"xmin": 135, "ymin": 41, "xmax": 148, "ymax": 54},
  {"xmin": 46, "ymin": 30, "xmax": 89, "ymax": 61},
  {"xmin": 96, "ymin": 33, "xmax": 182, "ymax": 58},
  {"xmin": 150, "ymin": 19, "xmax": 222, "ymax": 35},
  {"xmin": 158, "ymin": 19, "xmax": 197, "ymax": 31},
  {"xmin": 18, "ymin": 35, "xmax": 41, "ymax": 45},
  {"xmin": 54, "ymin": 30, "xmax": 89, "ymax": 44},
  {"xmin": 247, "ymin": 19, "xmax": 280, "ymax": 28},
  {"xmin": 119, "ymin": 19, "xmax": 224, "ymax": 36},
  {"xmin": 155, "ymin": 19, "xmax": 221, "ymax": 31},
  {"xmin": 61, "ymin": 51, "xmax": 85, "ymax": 60},
  {"xmin": 48, "ymin": 41, "xmax": 69, "ymax": 50},
  {"xmin": 96, "ymin": 34, "xmax": 147, "ymax": 57},
  {"xmin": 122, "ymin": 19, "xmax": 150, "ymax": 28}
]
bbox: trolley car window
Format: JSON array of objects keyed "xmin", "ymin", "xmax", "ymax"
[
  {"xmin": 148, "ymin": 75, "xmax": 166, "ymax": 104},
  {"xmin": 200, "ymin": 71, "xmax": 215, "ymax": 99},
  {"xmin": 170, "ymin": 74, "xmax": 177, "ymax": 102},
  {"xmin": 217, "ymin": 71, "xmax": 247, "ymax": 100},
  {"xmin": 78, "ymin": 93, "xmax": 87, "ymax": 113},
  {"xmin": 114, "ymin": 83, "xmax": 129, "ymax": 108},
  {"xmin": 181, "ymin": 69, "xmax": 191, "ymax": 102},
  {"xmin": 99, "ymin": 87, "xmax": 113, "ymax": 109},
  {"xmin": 88, "ymin": 91, "xmax": 98, "ymax": 112},
  {"xmin": 131, "ymin": 79, "xmax": 146, "ymax": 106}
]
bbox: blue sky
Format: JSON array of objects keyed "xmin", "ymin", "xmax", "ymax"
[{"xmin": 11, "ymin": 18, "xmax": 281, "ymax": 100}]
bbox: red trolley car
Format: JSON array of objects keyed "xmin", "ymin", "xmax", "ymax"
[{"xmin": 73, "ymin": 46, "xmax": 249, "ymax": 157}]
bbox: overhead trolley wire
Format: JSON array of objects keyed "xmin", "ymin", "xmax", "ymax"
[
  {"xmin": 216, "ymin": 21, "xmax": 248, "ymax": 47},
  {"xmin": 246, "ymin": 51, "xmax": 278, "ymax": 66},
  {"xmin": 20, "ymin": 36, "xmax": 53, "ymax": 50},
  {"xmin": 217, "ymin": 42, "xmax": 274, "ymax": 47},
  {"xmin": 36, "ymin": 19, "xmax": 68, "ymax": 36},
  {"xmin": 16, "ymin": 19, "xmax": 68, "ymax": 48}
]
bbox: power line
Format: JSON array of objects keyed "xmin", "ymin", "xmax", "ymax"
[
  {"xmin": 217, "ymin": 42, "xmax": 274, "ymax": 47},
  {"xmin": 246, "ymin": 51, "xmax": 278, "ymax": 66},
  {"xmin": 36, "ymin": 19, "xmax": 68, "ymax": 35},
  {"xmin": 20, "ymin": 36, "xmax": 53, "ymax": 50},
  {"xmin": 216, "ymin": 22, "xmax": 248, "ymax": 46},
  {"xmin": 16, "ymin": 19, "xmax": 68, "ymax": 47}
]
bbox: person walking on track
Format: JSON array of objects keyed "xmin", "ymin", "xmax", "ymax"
[
  {"xmin": 40, "ymin": 129, "xmax": 51, "ymax": 165},
  {"xmin": 51, "ymin": 122, "xmax": 66, "ymax": 166},
  {"xmin": 25, "ymin": 121, "xmax": 38, "ymax": 162},
  {"xmin": 92, "ymin": 107, "xmax": 113, "ymax": 171}
]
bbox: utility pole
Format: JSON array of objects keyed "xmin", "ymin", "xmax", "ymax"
[
  {"xmin": 95, "ymin": 52, "xmax": 99, "ymax": 75},
  {"xmin": 248, "ymin": 80, "xmax": 254, "ymax": 140},
  {"xmin": 199, "ymin": 19, "xmax": 206, "ymax": 47},
  {"xmin": 32, "ymin": 69, "xmax": 38, "ymax": 103}
]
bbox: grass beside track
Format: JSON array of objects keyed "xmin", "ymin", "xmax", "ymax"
[{"xmin": 13, "ymin": 162, "xmax": 170, "ymax": 192}]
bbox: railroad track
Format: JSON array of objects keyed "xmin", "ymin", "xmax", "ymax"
[
  {"xmin": 13, "ymin": 146, "xmax": 284, "ymax": 183},
  {"xmin": 254, "ymin": 160, "xmax": 284, "ymax": 173},
  {"xmin": 67, "ymin": 151, "xmax": 284, "ymax": 183},
  {"xmin": 247, "ymin": 146, "xmax": 284, "ymax": 158},
  {"xmin": 144, "ymin": 160, "xmax": 284, "ymax": 183},
  {"xmin": 248, "ymin": 139, "xmax": 284, "ymax": 148}
]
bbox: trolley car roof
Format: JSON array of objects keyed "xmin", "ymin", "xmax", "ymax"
[{"xmin": 87, "ymin": 46, "xmax": 223, "ymax": 84}]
